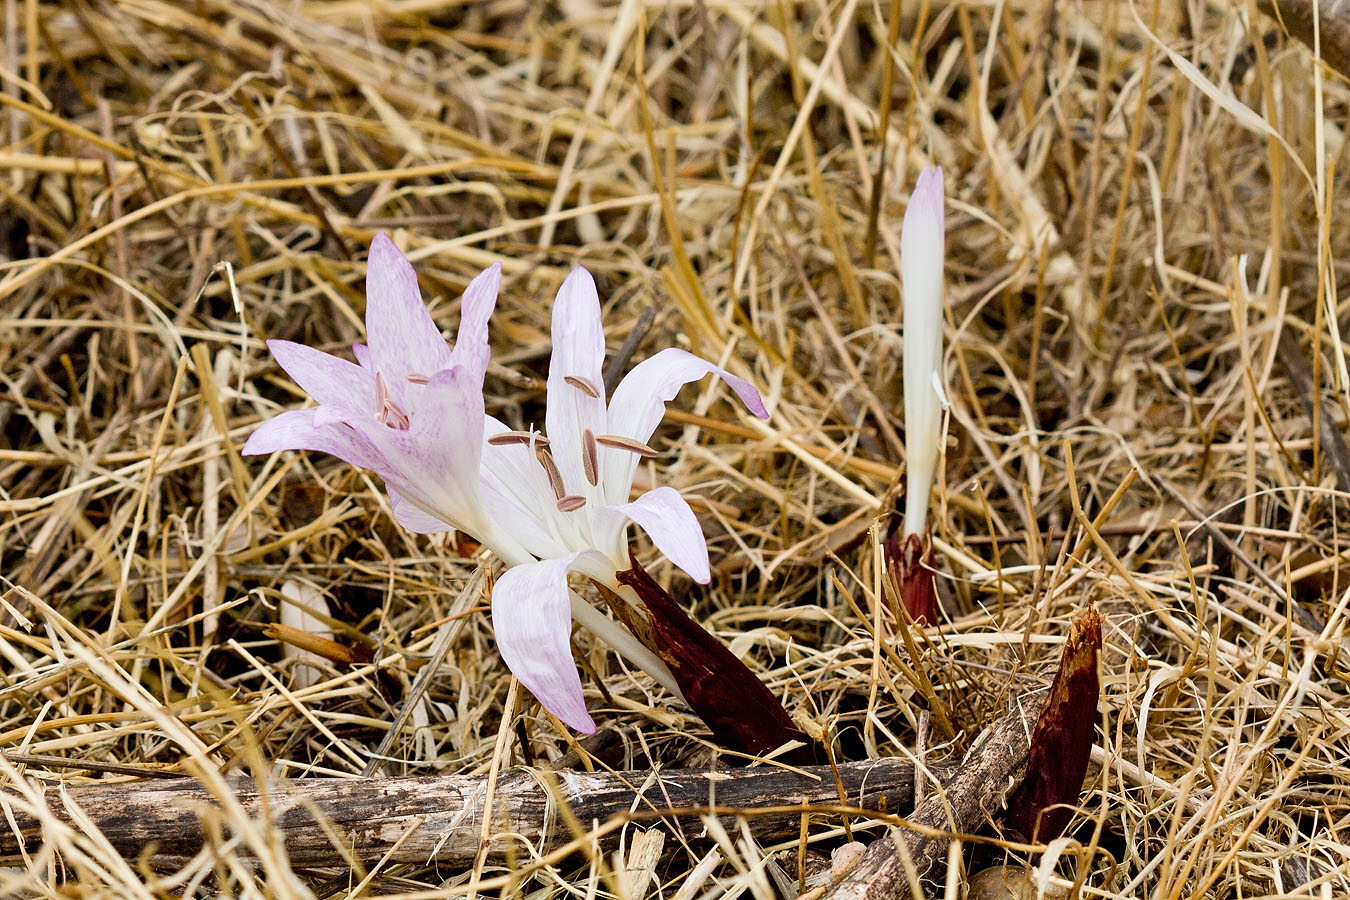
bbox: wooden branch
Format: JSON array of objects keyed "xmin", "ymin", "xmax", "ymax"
[
  {"xmin": 822, "ymin": 696, "xmax": 1047, "ymax": 899},
  {"xmin": 1, "ymin": 758, "xmax": 950, "ymax": 867},
  {"xmin": 1258, "ymin": 0, "xmax": 1350, "ymax": 79}
]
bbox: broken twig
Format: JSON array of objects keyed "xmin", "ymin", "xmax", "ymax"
[
  {"xmin": 1, "ymin": 758, "xmax": 944, "ymax": 867},
  {"xmin": 821, "ymin": 696, "xmax": 1047, "ymax": 899}
]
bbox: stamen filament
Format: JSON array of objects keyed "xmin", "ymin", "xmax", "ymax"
[{"xmin": 374, "ymin": 371, "xmax": 411, "ymax": 429}]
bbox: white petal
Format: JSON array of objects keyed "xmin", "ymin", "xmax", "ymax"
[
  {"xmin": 545, "ymin": 267, "xmax": 609, "ymax": 504},
  {"xmin": 596, "ymin": 487, "xmax": 711, "ymax": 583},
  {"xmin": 601, "ymin": 348, "xmax": 767, "ymax": 502},
  {"xmin": 388, "ymin": 488, "xmax": 454, "ymax": 534},
  {"xmin": 279, "ymin": 581, "xmax": 331, "ymax": 638},
  {"xmin": 901, "ymin": 166, "xmax": 945, "ymax": 535},
  {"xmin": 478, "ymin": 418, "xmax": 572, "ymax": 559},
  {"xmin": 492, "ymin": 554, "xmax": 596, "ymax": 733},
  {"xmin": 364, "ymin": 232, "xmax": 451, "ymax": 380}
]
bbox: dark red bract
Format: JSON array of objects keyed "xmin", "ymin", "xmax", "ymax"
[{"xmin": 616, "ymin": 557, "xmax": 812, "ymax": 761}]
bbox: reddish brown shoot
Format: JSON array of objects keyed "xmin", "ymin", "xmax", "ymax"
[
  {"xmin": 885, "ymin": 526, "xmax": 938, "ymax": 626},
  {"xmin": 1006, "ymin": 605, "xmax": 1103, "ymax": 843}
]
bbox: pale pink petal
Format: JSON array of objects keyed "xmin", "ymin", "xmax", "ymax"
[
  {"xmin": 387, "ymin": 488, "xmax": 454, "ymax": 534},
  {"xmin": 349, "ymin": 366, "xmax": 487, "ymax": 533},
  {"xmin": 601, "ymin": 348, "xmax": 767, "ymax": 502},
  {"xmin": 352, "ymin": 343, "xmax": 372, "ymax": 368},
  {"xmin": 904, "ymin": 167, "xmax": 945, "ymax": 251},
  {"xmin": 545, "ymin": 267, "xmax": 609, "ymax": 503},
  {"xmin": 492, "ymin": 554, "xmax": 596, "ymax": 733},
  {"xmin": 595, "ymin": 486, "xmax": 711, "ymax": 583},
  {"xmin": 312, "ymin": 406, "xmax": 353, "ymax": 428},
  {"xmin": 266, "ymin": 340, "xmax": 373, "ymax": 422},
  {"xmin": 364, "ymin": 232, "xmax": 451, "ymax": 378},
  {"xmin": 242, "ymin": 408, "xmax": 381, "ymax": 471},
  {"xmin": 448, "ymin": 263, "xmax": 501, "ymax": 382},
  {"xmin": 410, "ymin": 367, "xmax": 485, "ymax": 466}
]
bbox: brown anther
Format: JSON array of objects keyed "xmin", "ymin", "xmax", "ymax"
[
  {"xmin": 488, "ymin": 430, "xmax": 550, "ymax": 448},
  {"xmin": 556, "ymin": 495, "xmax": 587, "ymax": 512},
  {"xmin": 536, "ymin": 449, "xmax": 566, "ymax": 500},
  {"xmin": 563, "ymin": 374, "xmax": 602, "ymax": 398},
  {"xmin": 405, "ymin": 372, "xmax": 429, "ymax": 385},
  {"xmin": 582, "ymin": 429, "xmax": 599, "ymax": 486},
  {"xmin": 375, "ymin": 371, "xmax": 390, "ymax": 408},
  {"xmin": 595, "ymin": 434, "xmax": 660, "ymax": 458}
]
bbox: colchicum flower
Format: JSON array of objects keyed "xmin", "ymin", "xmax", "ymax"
[
  {"xmin": 901, "ymin": 165, "xmax": 946, "ymax": 538},
  {"xmin": 244, "ymin": 234, "xmax": 768, "ymax": 733},
  {"xmin": 884, "ymin": 166, "xmax": 946, "ymax": 625}
]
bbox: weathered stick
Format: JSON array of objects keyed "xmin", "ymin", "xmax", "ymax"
[
  {"xmin": 1, "ymin": 758, "xmax": 948, "ymax": 867},
  {"xmin": 822, "ymin": 696, "xmax": 1047, "ymax": 899}
]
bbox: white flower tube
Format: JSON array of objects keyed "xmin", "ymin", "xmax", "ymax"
[{"xmin": 901, "ymin": 166, "xmax": 946, "ymax": 537}]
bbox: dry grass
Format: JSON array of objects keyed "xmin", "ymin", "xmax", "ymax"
[{"xmin": 2, "ymin": 0, "xmax": 1349, "ymax": 897}]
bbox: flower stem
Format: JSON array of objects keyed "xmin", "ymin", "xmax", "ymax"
[
  {"xmin": 480, "ymin": 522, "xmax": 685, "ymax": 704},
  {"xmin": 567, "ymin": 589, "xmax": 684, "ymax": 701}
]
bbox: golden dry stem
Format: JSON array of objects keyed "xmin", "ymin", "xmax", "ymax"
[{"xmin": 1, "ymin": 0, "xmax": 1348, "ymax": 897}]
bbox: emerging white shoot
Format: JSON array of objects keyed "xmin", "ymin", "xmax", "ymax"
[{"xmin": 901, "ymin": 166, "xmax": 946, "ymax": 537}]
